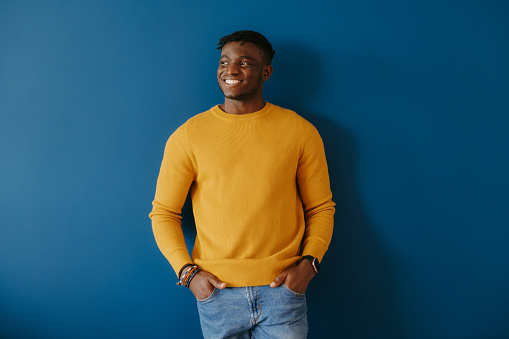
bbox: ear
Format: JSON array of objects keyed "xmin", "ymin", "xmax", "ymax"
[{"xmin": 262, "ymin": 65, "xmax": 273, "ymax": 82}]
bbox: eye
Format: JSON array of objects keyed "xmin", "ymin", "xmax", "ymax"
[{"xmin": 219, "ymin": 60, "xmax": 228, "ymax": 66}]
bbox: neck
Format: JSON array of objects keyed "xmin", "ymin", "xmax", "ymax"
[{"xmin": 220, "ymin": 98, "xmax": 266, "ymax": 115}]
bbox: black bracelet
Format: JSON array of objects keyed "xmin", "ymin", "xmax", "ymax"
[
  {"xmin": 301, "ymin": 255, "xmax": 320, "ymax": 273},
  {"xmin": 185, "ymin": 268, "xmax": 200, "ymax": 288},
  {"xmin": 178, "ymin": 263, "xmax": 194, "ymax": 279}
]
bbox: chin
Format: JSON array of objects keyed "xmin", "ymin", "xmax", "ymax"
[
  {"xmin": 222, "ymin": 90, "xmax": 259, "ymax": 101},
  {"xmin": 224, "ymin": 94, "xmax": 242, "ymax": 100},
  {"xmin": 220, "ymin": 89, "xmax": 241, "ymax": 100}
]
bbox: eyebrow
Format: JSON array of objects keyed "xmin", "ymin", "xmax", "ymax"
[{"xmin": 220, "ymin": 55, "xmax": 256, "ymax": 61}]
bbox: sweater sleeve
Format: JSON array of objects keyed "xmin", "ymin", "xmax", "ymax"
[
  {"xmin": 297, "ymin": 127, "xmax": 335, "ymax": 262},
  {"xmin": 149, "ymin": 130, "xmax": 196, "ymax": 277}
]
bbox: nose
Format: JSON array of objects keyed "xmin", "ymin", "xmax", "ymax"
[{"xmin": 226, "ymin": 63, "xmax": 240, "ymax": 75}]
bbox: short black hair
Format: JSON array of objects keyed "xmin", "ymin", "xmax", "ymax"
[{"xmin": 217, "ymin": 30, "xmax": 275, "ymax": 65}]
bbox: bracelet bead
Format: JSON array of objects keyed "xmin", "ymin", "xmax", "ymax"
[{"xmin": 176, "ymin": 265, "xmax": 198, "ymax": 286}]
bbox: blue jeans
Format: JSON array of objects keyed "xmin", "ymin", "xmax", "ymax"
[{"xmin": 196, "ymin": 284, "xmax": 308, "ymax": 338}]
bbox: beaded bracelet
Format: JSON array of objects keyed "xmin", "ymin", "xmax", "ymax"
[
  {"xmin": 176, "ymin": 265, "xmax": 198, "ymax": 286},
  {"xmin": 185, "ymin": 268, "xmax": 200, "ymax": 288},
  {"xmin": 182, "ymin": 266, "xmax": 198, "ymax": 286},
  {"xmin": 178, "ymin": 263, "xmax": 194, "ymax": 280}
]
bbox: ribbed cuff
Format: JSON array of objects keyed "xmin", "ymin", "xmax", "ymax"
[
  {"xmin": 170, "ymin": 251, "xmax": 193, "ymax": 278},
  {"xmin": 302, "ymin": 238, "xmax": 328, "ymax": 262}
]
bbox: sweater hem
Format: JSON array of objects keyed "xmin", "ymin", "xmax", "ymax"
[{"xmin": 194, "ymin": 255, "xmax": 301, "ymax": 287}]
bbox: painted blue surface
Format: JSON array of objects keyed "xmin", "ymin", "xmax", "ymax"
[{"xmin": 1, "ymin": 1, "xmax": 508, "ymax": 338}]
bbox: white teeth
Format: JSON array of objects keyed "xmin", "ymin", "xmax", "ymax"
[{"xmin": 225, "ymin": 80, "xmax": 241, "ymax": 85}]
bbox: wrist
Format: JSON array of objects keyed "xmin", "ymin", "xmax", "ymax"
[
  {"xmin": 178, "ymin": 263, "xmax": 194, "ymax": 280},
  {"xmin": 177, "ymin": 264, "xmax": 200, "ymax": 287},
  {"xmin": 300, "ymin": 255, "xmax": 320, "ymax": 274},
  {"xmin": 180, "ymin": 266, "xmax": 193, "ymax": 280}
]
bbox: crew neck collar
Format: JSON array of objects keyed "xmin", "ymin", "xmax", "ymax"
[{"xmin": 211, "ymin": 102, "xmax": 273, "ymax": 121}]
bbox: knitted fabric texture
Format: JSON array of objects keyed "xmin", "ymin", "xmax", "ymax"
[{"xmin": 150, "ymin": 103, "xmax": 335, "ymax": 287}]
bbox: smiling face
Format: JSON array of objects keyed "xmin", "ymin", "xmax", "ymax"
[{"xmin": 217, "ymin": 41, "xmax": 272, "ymax": 104}]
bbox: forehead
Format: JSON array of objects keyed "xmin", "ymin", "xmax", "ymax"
[{"xmin": 220, "ymin": 41, "xmax": 264, "ymax": 60}]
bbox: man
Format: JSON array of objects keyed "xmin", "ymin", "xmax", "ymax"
[{"xmin": 150, "ymin": 30, "xmax": 335, "ymax": 338}]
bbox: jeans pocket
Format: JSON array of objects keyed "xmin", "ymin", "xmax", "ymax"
[
  {"xmin": 196, "ymin": 287, "xmax": 218, "ymax": 303},
  {"xmin": 282, "ymin": 283, "xmax": 306, "ymax": 297}
]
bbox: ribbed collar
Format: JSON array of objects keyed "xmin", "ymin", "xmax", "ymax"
[{"xmin": 210, "ymin": 102, "xmax": 273, "ymax": 121}]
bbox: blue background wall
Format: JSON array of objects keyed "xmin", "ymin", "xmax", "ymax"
[{"xmin": 1, "ymin": 1, "xmax": 508, "ymax": 338}]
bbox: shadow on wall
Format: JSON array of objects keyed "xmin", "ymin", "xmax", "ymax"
[{"xmin": 269, "ymin": 41, "xmax": 403, "ymax": 339}]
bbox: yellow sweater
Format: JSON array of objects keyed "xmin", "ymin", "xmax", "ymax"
[{"xmin": 149, "ymin": 103, "xmax": 335, "ymax": 287}]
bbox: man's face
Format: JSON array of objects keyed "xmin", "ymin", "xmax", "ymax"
[{"xmin": 217, "ymin": 41, "xmax": 271, "ymax": 102}]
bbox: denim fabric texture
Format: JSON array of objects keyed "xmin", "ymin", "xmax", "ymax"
[{"xmin": 196, "ymin": 284, "xmax": 308, "ymax": 338}]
